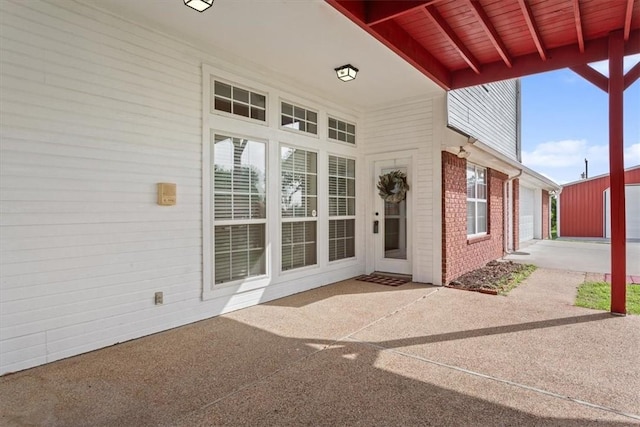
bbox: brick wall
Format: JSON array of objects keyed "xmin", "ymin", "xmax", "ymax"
[
  {"xmin": 542, "ymin": 190, "xmax": 550, "ymax": 239},
  {"xmin": 442, "ymin": 151, "xmax": 507, "ymax": 284}
]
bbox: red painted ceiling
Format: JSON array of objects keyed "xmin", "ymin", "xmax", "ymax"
[{"xmin": 327, "ymin": 0, "xmax": 640, "ymax": 89}]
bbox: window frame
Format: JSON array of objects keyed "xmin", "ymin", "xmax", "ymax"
[
  {"xmin": 279, "ymin": 100, "xmax": 319, "ymax": 137},
  {"xmin": 210, "ymin": 132, "xmax": 269, "ymax": 287},
  {"xmin": 327, "ymin": 116, "xmax": 357, "ymax": 146},
  {"xmin": 328, "ymin": 154, "xmax": 356, "ymax": 262},
  {"xmin": 466, "ymin": 163, "xmax": 488, "ymax": 238},
  {"xmin": 279, "ymin": 144, "xmax": 319, "ymax": 273},
  {"xmin": 210, "ymin": 76, "xmax": 268, "ymax": 126}
]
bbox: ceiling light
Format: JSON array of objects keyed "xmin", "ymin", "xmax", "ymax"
[
  {"xmin": 184, "ymin": 0, "xmax": 213, "ymax": 12},
  {"xmin": 467, "ymin": 136, "xmax": 478, "ymax": 145},
  {"xmin": 456, "ymin": 146, "xmax": 470, "ymax": 159},
  {"xmin": 335, "ymin": 64, "xmax": 358, "ymax": 82}
]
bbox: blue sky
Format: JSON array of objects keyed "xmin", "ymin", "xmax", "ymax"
[{"xmin": 520, "ymin": 54, "xmax": 640, "ymax": 184}]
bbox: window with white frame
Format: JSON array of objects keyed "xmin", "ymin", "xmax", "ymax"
[
  {"xmin": 328, "ymin": 117, "xmax": 356, "ymax": 144},
  {"xmin": 467, "ymin": 164, "xmax": 487, "ymax": 235},
  {"xmin": 281, "ymin": 147, "xmax": 317, "ymax": 270},
  {"xmin": 213, "ymin": 80, "xmax": 266, "ymax": 121},
  {"xmin": 328, "ymin": 155, "xmax": 356, "ymax": 261},
  {"xmin": 213, "ymin": 135, "xmax": 266, "ymax": 284},
  {"xmin": 281, "ymin": 102, "xmax": 318, "ymax": 135}
]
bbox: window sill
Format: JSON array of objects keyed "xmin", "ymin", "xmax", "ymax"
[{"xmin": 467, "ymin": 234, "xmax": 490, "ymax": 245}]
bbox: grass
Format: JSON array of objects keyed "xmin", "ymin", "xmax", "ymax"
[
  {"xmin": 575, "ymin": 281, "xmax": 640, "ymax": 315},
  {"xmin": 498, "ymin": 264, "xmax": 537, "ymax": 295}
]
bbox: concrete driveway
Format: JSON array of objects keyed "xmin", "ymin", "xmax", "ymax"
[
  {"xmin": 1, "ymin": 269, "xmax": 639, "ymax": 426},
  {"xmin": 505, "ymin": 239, "xmax": 640, "ymax": 275}
]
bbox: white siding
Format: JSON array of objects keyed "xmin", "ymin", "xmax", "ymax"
[
  {"xmin": 361, "ymin": 98, "xmax": 438, "ymax": 284},
  {"xmin": 447, "ymin": 80, "xmax": 519, "ymax": 161},
  {"xmin": 0, "ymin": 0, "xmax": 365, "ymax": 375}
]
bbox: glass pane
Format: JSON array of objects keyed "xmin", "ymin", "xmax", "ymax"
[
  {"xmin": 328, "ymin": 129, "xmax": 337, "ymax": 140},
  {"xmin": 328, "ymin": 118, "xmax": 337, "ymax": 129},
  {"xmin": 304, "ymin": 242, "xmax": 316, "ymax": 266},
  {"xmin": 347, "ymin": 179, "xmax": 355, "ymax": 197},
  {"xmin": 347, "ymin": 198, "xmax": 355, "ymax": 216},
  {"xmin": 249, "ymin": 249, "xmax": 265, "ymax": 276},
  {"xmin": 251, "ymin": 107, "xmax": 265, "ymax": 121},
  {"xmin": 329, "ymin": 198, "xmax": 337, "ymax": 217},
  {"xmin": 214, "ymin": 226, "xmax": 231, "ymax": 253},
  {"xmin": 233, "ymin": 102, "xmax": 249, "ymax": 117},
  {"xmin": 248, "ymin": 224, "xmax": 265, "ymax": 249},
  {"xmin": 251, "ymin": 92, "xmax": 265, "ymax": 108},
  {"xmin": 234, "ymin": 194, "xmax": 250, "ymax": 219},
  {"xmin": 214, "ymin": 194, "xmax": 232, "ymax": 219},
  {"xmin": 346, "ymin": 237, "xmax": 355, "ymax": 258},
  {"xmin": 282, "ymin": 115, "xmax": 294, "ymax": 126},
  {"xmin": 214, "ymin": 253, "xmax": 231, "ymax": 284},
  {"xmin": 282, "ymin": 102, "xmax": 293, "ymax": 116},
  {"xmin": 467, "ymin": 201, "xmax": 476, "ymax": 235},
  {"xmin": 214, "ymin": 97, "xmax": 232, "ymax": 113},
  {"xmin": 346, "ymin": 134, "xmax": 355, "ymax": 144},
  {"xmin": 307, "ymin": 111, "xmax": 317, "ymax": 123},
  {"xmin": 477, "ymin": 202, "xmax": 487, "ymax": 233},
  {"xmin": 467, "ymin": 166, "xmax": 476, "ymax": 199},
  {"xmin": 233, "ymin": 87, "xmax": 249, "ymax": 103},
  {"xmin": 307, "ymin": 196, "xmax": 317, "ymax": 217},
  {"xmin": 384, "ymin": 199, "xmax": 406, "ymax": 260},
  {"xmin": 307, "ymin": 151, "xmax": 317, "ymax": 173},
  {"xmin": 305, "ymin": 221, "xmax": 316, "ymax": 242},
  {"xmin": 329, "ymin": 239, "xmax": 336, "ymax": 262},
  {"xmin": 294, "ymin": 107, "xmax": 306, "ymax": 120},
  {"xmin": 337, "ymin": 121, "xmax": 346, "ymax": 131},
  {"xmin": 307, "ymin": 123, "xmax": 317, "ymax": 135},
  {"xmin": 231, "ymin": 225, "xmax": 248, "ymax": 249},
  {"xmin": 214, "ymin": 81, "xmax": 231, "ymax": 98},
  {"xmin": 291, "ymin": 243, "xmax": 305, "ymax": 268},
  {"xmin": 346, "ymin": 123, "xmax": 355, "ymax": 134},
  {"xmin": 231, "ymin": 251, "xmax": 248, "ymax": 281},
  {"xmin": 347, "ymin": 159, "xmax": 355, "ymax": 177}
]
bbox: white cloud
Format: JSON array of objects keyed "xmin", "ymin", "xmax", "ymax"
[
  {"xmin": 522, "ymin": 139, "xmax": 588, "ymax": 167},
  {"xmin": 626, "ymin": 143, "xmax": 640, "ymax": 166},
  {"xmin": 589, "ymin": 53, "xmax": 640, "ymax": 76},
  {"xmin": 523, "ymin": 140, "xmax": 640, "ymax": 184}
]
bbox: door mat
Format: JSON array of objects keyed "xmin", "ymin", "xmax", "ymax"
[{"xmin": 355, "ymin": 274, "xmax": 411, "ymax": 287}]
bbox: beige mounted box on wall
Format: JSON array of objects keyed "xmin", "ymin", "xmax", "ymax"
[{"xmin": 157, "ymin": 183, "xmax": 176, "ymax": 206}]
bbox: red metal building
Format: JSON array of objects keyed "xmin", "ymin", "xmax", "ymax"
[{"xmin": 559, "ymin": 166, "xmax": 640, "ymax": 238}]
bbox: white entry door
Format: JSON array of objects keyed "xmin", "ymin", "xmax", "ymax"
[{"xmin": 373, "ymin": 158, "xmax": 412, "ymax": 275}]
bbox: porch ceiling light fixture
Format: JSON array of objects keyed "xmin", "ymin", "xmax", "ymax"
[
  {"xmin": 467, "ymin": 136, "xmax": 478, "ymax": 145},
  {"xmin": 456, "ymin": 146, "xmax": 471, "ymax": 159},
  {"xmin": 335, "ymin": 64, "xmax": 358, "ymax": 82},
  {"xmin": 184, "ymin": 0, "xmax": 213, "ymax": 12}
]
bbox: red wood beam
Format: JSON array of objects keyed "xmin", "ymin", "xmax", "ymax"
[
  {"xmin": 624, "ymin": 61, "xmax": 640, "ymax": 90},
  {"xmin": 423, "ymin": 5, "xmax": 481, "ymax": 74},
  {"xmin": 371, "ymin": 19, "xmax": 452, "ymax": 88},
  {"xmin": 608, "ymin": 30, "xmax": 626, "ymax": 315},
  {"xmin": 569, "ymin": 65, "xmax": 608, "ymax": 93},
  {"xmin": 516, "ymin": 0, "xmax": 548, "ymax": 60},
  {"xmin": 467, "ymin": 0, "xmax": 512, "ymax": 68},
  {"xmin": 451, "ymin": 29, "xmax": 640, "ymax": 89},
  {"xmin": 364, "ymin": 1, "xmax": 437, "ymax": 26},
  {"xmin": 624, "ymin": 0, "xmax": 634, "ymax": 41},
  {"xmin": 572, "ymin": 0, "xmax": 585, "ymax": 53}
]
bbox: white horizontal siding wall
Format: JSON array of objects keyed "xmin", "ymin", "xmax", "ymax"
[
  {"xmin": 447, "ymin": 80, "xmax": 519, "ymax": 161},
  {"xmin": 361, "ymin": 97, "xmax": 440, "ymax": 284},
  {"xmin": 0, "ymin": 0, "xmax": 203, "ymax": 374},
  {"xmin": 0, "ymin": 0, "xmax": 365, "ymax": 375}
]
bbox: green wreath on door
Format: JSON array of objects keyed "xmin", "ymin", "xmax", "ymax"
[{"xmin": 377, "ymin": 170, "xmax": 409, "ymax": 204}]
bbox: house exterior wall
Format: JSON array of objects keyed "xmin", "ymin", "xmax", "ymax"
[
  {"xmin": 0, "ymin": 0, "xmax": 369, "ymax": 375},
  {"xmin": 361, "ymin": 98, "xmax": 439, "ymax": 284},
  {"xmin": 447, "ymin": 80, "xmax": 519, "ymax": 161},
  {"xmin": 559, "ymin": 168, "xmax": 640, "ymax": 237},
  {"xmin": 441, "ymin": 152, "xmax": 506, "ymax": 284}
]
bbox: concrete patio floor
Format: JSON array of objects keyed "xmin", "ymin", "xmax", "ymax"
[{"xmin": 1, "ymin": 268, "xmax": 639, "ymax": 426}]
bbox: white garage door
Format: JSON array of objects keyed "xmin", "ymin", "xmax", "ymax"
[
  {"xmin": 605, "ymin": 185, "xmax": 640, "ymax": 239},
  {"xmin": 519, "ymin": 186, "xmax": 535, "ymax": 242}
]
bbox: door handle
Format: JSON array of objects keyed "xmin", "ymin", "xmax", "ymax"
[{"xmin": 373, "ymin": 220, "xmax": 379, "ymax": 234}]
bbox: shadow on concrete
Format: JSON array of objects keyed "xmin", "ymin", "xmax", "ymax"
[{"xmin": 0, "ymin": 312, "xmax": 632, "ymax": 426}]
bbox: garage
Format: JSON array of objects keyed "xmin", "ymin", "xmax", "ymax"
[
  {"xmin": 605, "ymin": 185, "xmax": 640, "ymax": 239},
  {"xmin": 519, "ymin": 185, "xmax": 535, "ymax": 242}
]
